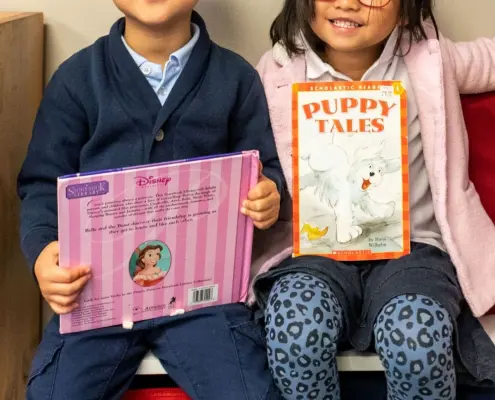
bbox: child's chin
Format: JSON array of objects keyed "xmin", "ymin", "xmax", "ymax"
[
  {"xmin": 137, "ymin": 16, "xmax": 172, "ymax": 27},
  {"xmin": 325, "ymin": 37, "xmax": 366, "ymax": 53},
  {"xmin": 131, "ymin": 10, "xmax": 179, "ymax": 27}
]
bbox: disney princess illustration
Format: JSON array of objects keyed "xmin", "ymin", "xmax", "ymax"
[{"xmin": 132, "ymin": 243, "xmax": 169, "ymax": 287}]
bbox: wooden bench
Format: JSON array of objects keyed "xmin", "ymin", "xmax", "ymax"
[{"xmin": 137, "ymin": 350, "xmax": 383, "ymax": 375}]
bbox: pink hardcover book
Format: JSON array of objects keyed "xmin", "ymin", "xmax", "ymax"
[{"xmin": 57, "ymin": 151, "xmax": 259, "ymax": 334}]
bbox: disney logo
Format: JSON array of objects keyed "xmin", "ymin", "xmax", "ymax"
[{"xmin": 135, "ymin": 176, "xmax": 172, "ymax": 187}]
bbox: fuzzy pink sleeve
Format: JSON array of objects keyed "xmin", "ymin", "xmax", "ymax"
[
  {"xmin": 255, "ymin": 50, "xmax": 275, "ymax": 86},
  {"xmin": 441, "ymin": 34, "xmax": 495, "ymax": 94}
]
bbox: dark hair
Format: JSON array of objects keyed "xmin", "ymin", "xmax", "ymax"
[
  {"xmin": 136, "ymin": 244, "xmax": 163, "ymax": 269},
  {"xmin": 270, "ymin": 0, "xmax": 439, "ymax": 57}
]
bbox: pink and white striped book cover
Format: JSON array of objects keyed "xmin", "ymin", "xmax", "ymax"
[{"xmin": 57, "ymin": 151, "xmax": 259, "ymax": 334}]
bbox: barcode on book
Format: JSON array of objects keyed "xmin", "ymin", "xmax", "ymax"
[{"xmin": 188, "ymin": 285, "xmax": 218, "ymax": 306}]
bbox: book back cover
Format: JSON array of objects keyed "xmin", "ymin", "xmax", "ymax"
[{"xmin": 58, "ymin": 151, "xmax": 259, "ymax": 333}]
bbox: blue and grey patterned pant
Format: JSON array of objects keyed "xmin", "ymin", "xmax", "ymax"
[{"xmin": 265, "ymin": 273, "xmax": 455, "ymax": 400}]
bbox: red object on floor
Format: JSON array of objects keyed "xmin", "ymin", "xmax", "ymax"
[
  {"xmin": 123, "ymin": 388, "xmax": 191, "ymax": 400},
  {"xmin": 461, "ymin": 91, "xmax": 495, "ymax": 315}
]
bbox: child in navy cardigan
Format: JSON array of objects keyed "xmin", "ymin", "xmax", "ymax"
[{"xmin": 18, "ymin": 1, "xmax": 284, "ymax": 399}]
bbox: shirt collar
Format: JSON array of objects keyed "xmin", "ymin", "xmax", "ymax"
[
  {"xmin": 305, "ymin": 26, "xmax": 399, "ymax": 81},
  {"xmin": 121, "ymin": 23, "xmax": 200, "ymax": 68}
]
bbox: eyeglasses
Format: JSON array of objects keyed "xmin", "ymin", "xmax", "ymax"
[{"xmin": 321, "ymin": 0, "xmax": 392, "ymax": 8}]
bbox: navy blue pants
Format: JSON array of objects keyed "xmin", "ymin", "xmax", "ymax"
[{"xmin": 27, "ymin": 303, "xmax": 280, "ymax": 400}]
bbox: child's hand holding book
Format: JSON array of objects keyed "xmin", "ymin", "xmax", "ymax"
[
  {"xmin": 34, "ymin": 241, "xmax": 91, "ymax": 315},
  {"xmin": 241, "ymin": 162, "xmax": 281, "ymax": 230}
]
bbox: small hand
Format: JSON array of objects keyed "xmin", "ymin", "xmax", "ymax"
[
  {"xmin": 241, "ymin": 163, "xmax": 281, "ymax": 230},
  {"xmin": 35, "ymin": 241, "xmax": 91, "ymax": 314}
]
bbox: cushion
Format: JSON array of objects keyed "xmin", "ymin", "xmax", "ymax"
[{"xmin": 461, "ymin": 91, "xmax": 495, "ymax": 315}]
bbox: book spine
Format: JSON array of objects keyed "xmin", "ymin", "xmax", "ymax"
[
  {"xmin": 58, "ymin": 152, "xmax": 248, "ymax": 180},
  {"xmin": 232, "ymin": 152, "xmax": 259, "ymax": 302},
  {"xmin": 292, "ymin": 83, "xmax": 301, "ymax": 257}
]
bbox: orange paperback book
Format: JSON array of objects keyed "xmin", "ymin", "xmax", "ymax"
[{"xmin": 292, "ymin": 81, "xmax": 410, "ymax": 261}]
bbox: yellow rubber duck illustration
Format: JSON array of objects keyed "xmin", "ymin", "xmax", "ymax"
[{"xmin": 301, "ymin": 223, "xmax": 328, "ymax": 241}]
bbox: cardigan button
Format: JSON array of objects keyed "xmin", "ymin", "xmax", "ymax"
[
  {"xmin": 141, "ymin": 65, "xmax": 152, "ymax": 75},
  {"xmin": 155, "ymin": 129, "xmax": 165, "ymax": 142}
]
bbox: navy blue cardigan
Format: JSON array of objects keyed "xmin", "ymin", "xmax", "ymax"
[{"xmin": 18, "ymin": 12, "xmax": 285, "ymax": 269}]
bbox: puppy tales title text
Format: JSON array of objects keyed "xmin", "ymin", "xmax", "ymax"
[{"xmin": 302, "ymin": 97, "xmax": 397, "ymax": 134}]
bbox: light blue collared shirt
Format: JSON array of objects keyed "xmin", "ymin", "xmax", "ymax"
[{"xmin": 122, "ymin": 23, "xmax": 200, "ymax": 105}]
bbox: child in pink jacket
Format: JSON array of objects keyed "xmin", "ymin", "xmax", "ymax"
[{"xmin": 250, "ymin": 0, "xmax": 495, "ymax": 399}]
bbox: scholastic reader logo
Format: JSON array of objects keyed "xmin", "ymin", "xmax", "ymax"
[
  {"xmin": 134, "ymin": 176, "xmax": 172, "ymax": 188},
  {"xmin": 393, "ymin": 82, "xmax": 405, "ymax": 95}
]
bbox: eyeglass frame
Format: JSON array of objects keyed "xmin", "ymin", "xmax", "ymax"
[{"xmin": 319, "ymin": 0, "xmax": 393, "ymax": 8}]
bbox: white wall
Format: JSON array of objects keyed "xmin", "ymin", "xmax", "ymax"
[
  {"xmin": 1, "ymin": 0, "xmax": 494, "ymax": 80},
  {"xmin": 0, "ymin": 0, "xmax": 494, "ymax": 324},
  {"xmin": 433, "ymin": 0, "xmax": 495, "ymax": 41},
  {"xmin": 0, "ymin": 0, "xmax": 283, "ymax": 79}
]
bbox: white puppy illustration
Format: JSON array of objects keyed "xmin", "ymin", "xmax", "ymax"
[{"xmin": 300, "ymin": 141, "xmax": 401, "ymax": 244}]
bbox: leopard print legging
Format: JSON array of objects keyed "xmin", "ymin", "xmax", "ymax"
[{"xmin": 265, "ymin": 273, "xmax": 455, "ymax": 400}]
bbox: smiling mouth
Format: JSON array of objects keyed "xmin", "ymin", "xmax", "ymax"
[
  {"xmin": 329, "ymin": 18, "xmax": 363, "ymax": 29},
  {"xmin": 362, "ymin": 179, "xmax": 371, "ymax": 190}
]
